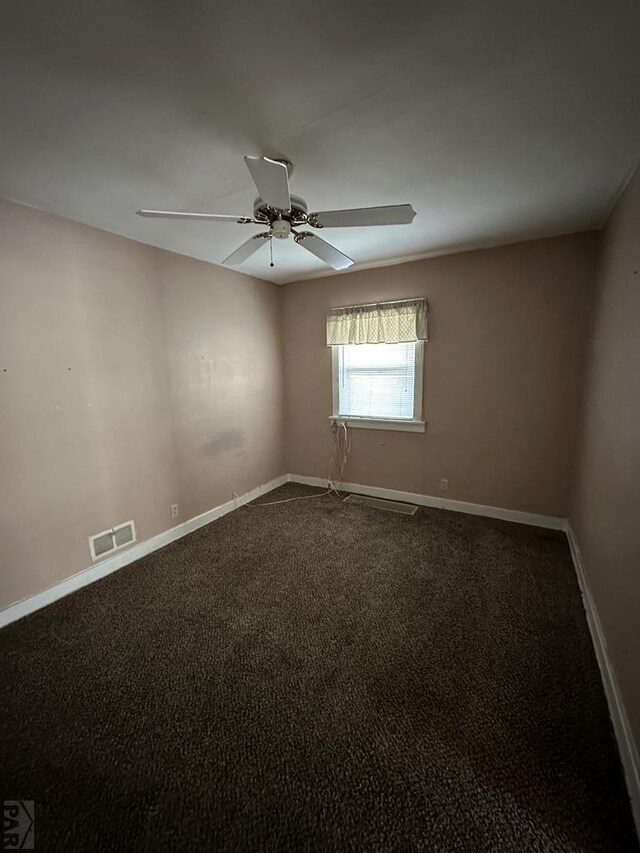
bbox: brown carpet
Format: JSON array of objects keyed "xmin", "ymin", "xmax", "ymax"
[{"xmin": 0, "ymin": 483, "xmax": 637, "ymax": 852}]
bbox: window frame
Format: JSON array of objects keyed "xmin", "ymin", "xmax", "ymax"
[{"xmin": 330, "ymin": 340, "xmax": 425, "ymax": 433}]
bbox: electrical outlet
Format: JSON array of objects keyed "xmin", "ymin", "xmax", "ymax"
[
  {"xmin": 439, "ymin": 478, "xmax": 449, "ymax": 492},
  {"xmin": 170, "ymin": 503, "xmax": 179, "ymax": 518}
]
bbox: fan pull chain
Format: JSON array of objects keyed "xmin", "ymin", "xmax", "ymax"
[{"xmin": 269, "ymin": 238, "xmax": 274, "ymax": 268}]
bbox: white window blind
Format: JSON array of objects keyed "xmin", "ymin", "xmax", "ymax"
[{"xmin": 337, "ymin": 342, "xmax": 416, "ymax": 420}]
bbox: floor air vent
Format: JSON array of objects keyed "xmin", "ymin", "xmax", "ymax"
[
  {"xmin": 89, "ymin": 520, "xmax": 136, "ymax": 561},
  {"xmin": 344, "ymin": 494, "xmax": 419, "ymax": 516}
]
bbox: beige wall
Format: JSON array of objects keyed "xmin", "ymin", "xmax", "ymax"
[
  {"xmin": 158, "ymin": 250, "xmax": 284, "ymax": 521},
  {"xmin": 0, "ymin": 199, "xmax": 284, "ymax": 610},
  {"xmin": 570, "ymin": 167, "xmax": 640, "ymax": 745},
  {"xmin": 281, "ymin": 233, "xmax": 598, "ymax": 516}
]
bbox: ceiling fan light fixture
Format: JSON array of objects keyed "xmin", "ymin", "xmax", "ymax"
[{"xmin": 270, "ymin": 218, "xmax": 291, "ymax": 239}]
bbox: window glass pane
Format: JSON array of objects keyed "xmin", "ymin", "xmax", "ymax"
[{"xmin": 337, "ymin": 342, "xmax": 415, "ymax": 419}]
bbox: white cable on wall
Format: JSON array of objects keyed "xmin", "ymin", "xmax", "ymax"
[{"xmin": 327, "ymin": 420, "xmax": 351, "ymax": 497}]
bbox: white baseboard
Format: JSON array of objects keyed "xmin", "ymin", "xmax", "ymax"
[
  {"xmin": 0, "ymin": 474, "xmax": 288, "ymax": 630},
  {"xmin": 565, "ymin": 524, "xmax": 640, "ymax": 835},
  {"xmin": 288, "ymin": 474, "xmax": 565, "ymax": 530}
]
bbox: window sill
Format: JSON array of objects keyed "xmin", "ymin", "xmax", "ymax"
[{"xmin": 330, "ymin": 416, "xmax": 426, "ymax": 433}]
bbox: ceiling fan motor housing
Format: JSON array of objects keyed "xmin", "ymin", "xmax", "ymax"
[{"xmin": 253, "ymin": 194, "xmax": 308, "ymax": 227}]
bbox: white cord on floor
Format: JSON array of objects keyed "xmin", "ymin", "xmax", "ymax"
[
  {"xmin": 243, "ymin": 420, "xmax": 351, "ymax": 508},
  {"xmin": 240, "ymin": 489, "xmax": 331, "ymax": 507}
]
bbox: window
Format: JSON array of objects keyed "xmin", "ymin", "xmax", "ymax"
[
  {"xmin": 332, "ymin": 341, "xmax": 425, "ymax": 432},
  {"xmin": 326, "ymin": 297, "xmax": 427, "ymax": 432}
]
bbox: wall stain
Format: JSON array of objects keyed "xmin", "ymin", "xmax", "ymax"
[{"xmin": 200, "ymin": 428, "xmax": 245, "ymax": 457}]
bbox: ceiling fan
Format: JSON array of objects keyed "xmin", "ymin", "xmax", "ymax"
[{"xmin": 137, "ymin": 156, "xmax": 416, "ymax": 271}]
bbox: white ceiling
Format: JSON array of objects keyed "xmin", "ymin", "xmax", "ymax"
[{"xmin": 1, "ymin": 1, "xmax": 639, "ymax": 284}]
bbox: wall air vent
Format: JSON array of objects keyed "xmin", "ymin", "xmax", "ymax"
[{"xmin": 89, "ymin": 520, "xmax": 136, "ymax": 562}]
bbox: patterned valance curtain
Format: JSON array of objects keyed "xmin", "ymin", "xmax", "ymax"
[{"xmin": 326, "ymin": 298, "xmax": 428, "ymax": 345}]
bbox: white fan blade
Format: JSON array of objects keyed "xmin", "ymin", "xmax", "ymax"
[
  {"xmin": 137, "ymin": 209, "xmax": 251, "ymax": 222},
  {"xmin": 294, "ymin": 232, "xmax": 354, "ymax": 271},
  {"xmin": 222, "ymin": 234, "xmax": 269, "ymax": 266},
  {"xmin": 309, "ymin": 204, "xmax": 416, "ymax": 228},
  {"xmin": 244, "ymin": 156, "xmax": 291, "ymax": 210}
]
